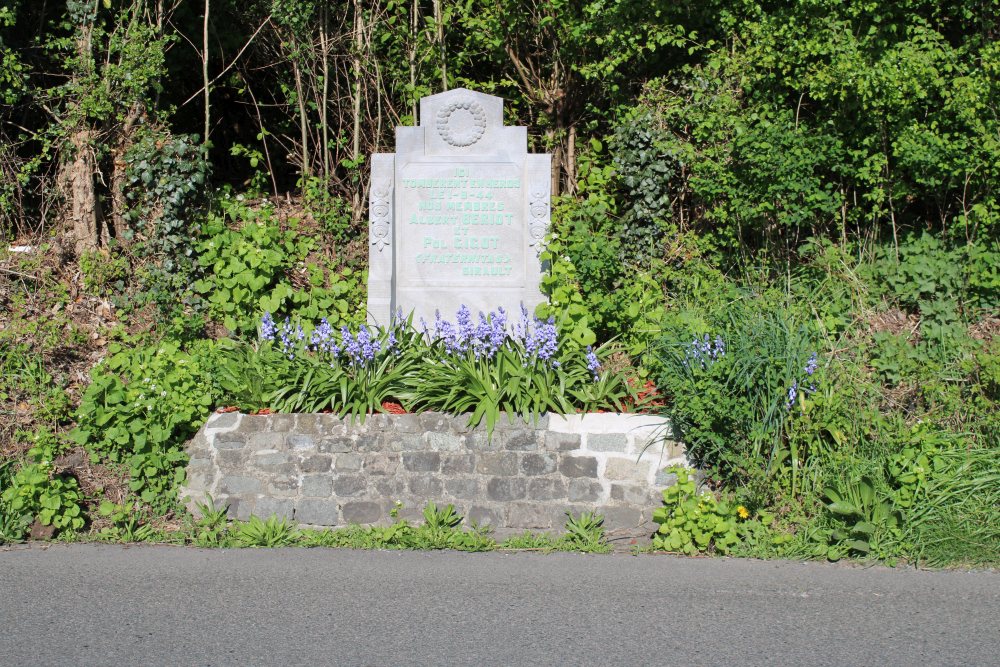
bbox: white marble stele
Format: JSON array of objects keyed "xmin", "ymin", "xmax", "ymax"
[{"xmin": 367, "ymin": 89, "xmax": 552, "ymax": 327}]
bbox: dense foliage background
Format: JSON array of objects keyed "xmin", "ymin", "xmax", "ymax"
[{"xmin": 1, "ymin": 0, "xmax": 997, "ymax": 564}]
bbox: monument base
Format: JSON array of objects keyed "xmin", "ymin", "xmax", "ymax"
[{"xmin": 182, "ymin": 411, "xmax": 685, "ymax": 539}]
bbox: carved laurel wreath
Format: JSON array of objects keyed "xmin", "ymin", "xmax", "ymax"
[{"xmin": 435, "ymin": 99, "xmax": 487, "ymax": 147}]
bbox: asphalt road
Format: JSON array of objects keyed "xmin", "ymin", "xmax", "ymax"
[{"xmin": 1, "ymin": 544, "xmax": 998, "ymax": 666}]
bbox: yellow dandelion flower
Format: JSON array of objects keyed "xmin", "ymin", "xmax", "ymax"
[{"xmin": 737, "ymin": 505, "xmax": 750, "ymax": 520}]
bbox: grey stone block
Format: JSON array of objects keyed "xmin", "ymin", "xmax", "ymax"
[
  {"xmin": 402, "ymin": 451, "xmax": 441, "ymax": 472},
  {"xmin": 424, "ymin": 431, "xmax": 464, "ymax": 452},
  {"xmin": 219, "ymin": 476, "xmax": 262, "ymax": 495},
  {"xmin": 476, "ymin": 452, "xmax": 518, "ymax": 476},
  {"xmin": 419, "ymin": 413, "xmax": 451, "ymax": 431},
  {"xmin": 487, "ymin": 477, "xmax": 526, "ymax": 502},
  {"xmin": 301, "ymin": 475, "xmax": 334, "ymax": 498},
  {"xmin": 186, "ymin": 455, "xmax": 213, "ymax": 472},
  {"xmin": 408, "ymin": 476, "xmax": 443, "ymax": 497},
  {"xmin": 296, "ymin": 499, "xmax": 340, "ymax": 525},
  {"xmin": 266, "ymin": 476, "xmax": 301, "ymax": 498},
  {"xmin": 393, "ymin": 414, "xmax": 423, "ymax": 433},
  {"xmin": 354, "ymin": 433, "xmax": 381, "ymax": 451},
  {"xmin": 217, "ymin": 449, "xmax": 248, "ymax": 469},
  {"xmin": 500, "ymin": 429, "xmax": 538, "ymax": 451},
  {"xmin": 449, "ymin": 415, "xmax": 476, "ymax": 434},
  {"xmin": 187, "ymin": 430, "xmax": 211, "ymax": 451},
  {"xmin": 605, "ymin": 458, "xmax": 651, "ymax": 483},
  {"xmin": 268, "ymin": 414, "xmax": 296, "ymax": 431},
  {"xmin": 372, "ymin": 477, "xmax": 407, "ymax": 498},
  {"xmin": 341, "ymin": 501, "xmax": 382, "ymax": 524},
  {"xmin": 229, "ymin": 497, "xmax": 254, "ymax": 521},
  {"xmin": 520, "ymin": 452, "xmax": 557, "ymax": 476},
  {"xmin": 301, "ymin": 454, "xmax": 333, "ymax": 473},
  {"xmin": 528, "ymin": 478, "xmax": 566, "ymax": 501},
  {"xmin": 544, "ymin": 432, "xmax": 581, "ymax": 452},
  {"xmin": 248, "ymin": 432, "xmax": 283, "ymax": 451},
  {"xmin": 213, "ymin": 432, "xmax": 246, "ymax": 449},
  {"xmin": 506, "ymin": 503, "xmax": 552, "ymax": 529},
  {"xmin": 610, "ymin": 483, "xmax": 650, "ymax": 506},
  {"xmin": 363, "ymin": 453, "xmax": 400, "ymax": 475},
  {"xmin": 184, "ymin": 470, "xmax": 213, "ymax": 493},
  {"xmin": 318, "ymin": 436, "xmax": 353, "ymax": 454},
  {"xmin": 368, "ymin": 414, "xmax": 391, "ymax": 430},
  {"xmin": 560, "ymin": 455, "xmax": 598, "ymax": 478},
  {"xmin": 255, "ymin": 497, "xmax": 294, "ymax": 520},
  {"xmin": 251, "ymin": 451, "xmax": 288, "ymax": 468},
  {"xmin": 596, "ymin": 505, "xmax": 644, "ymax": 530},
  {"xmin": 444, "ymin": 477, "xmax": 480, "ymax": 499},
  {"xmin": 393, "ymin": 432, "xmax": 425, "ymax": 452},
  {"xmin": 207, "ymin": 412, "xmax": 239, "ymax": 430},
  {"xmin": 234, "ymin": 414, "xmax": 266, "ymax": 433},
  {"xmin": 465, "ymin": 432, "xmax": 498, "ymax": 451},
  {"xmin": 440, "ymin": 454, "xmax": 475, "ymax": 474},
  {"xmin": 467, "ymin": 505, "xmax": 502, "ymax": 527},
  {"xmin": 567, "ymin": 478, "xmax": 603, "ymax": 503},
  {"xmin": 588, "ymin": 433, "xmax": 627, "ymax": 453},
  {"xmin": 335, "ymin": 453, "xmax": 364, "ymax": 471},
  {"xmin": 380, "ymin": 435, "xmax": 401, "ymax": 452},
  {"xmin": 333, "ymin": 475, "xmax": 367, "ymax": 496},
  {"xmin": 285, "ymin": 433, "xmax": 316, "ymax": 450},
  {"xmin": 292, "ymin": 413, "xmax": 319, "ymax": 435}
]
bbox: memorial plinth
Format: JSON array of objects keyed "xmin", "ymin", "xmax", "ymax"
[{"xmin": 367, "ymin": 89, "xmax": 552, "ymax": 326}]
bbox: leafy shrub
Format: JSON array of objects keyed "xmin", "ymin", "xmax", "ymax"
[
  {"xmin": 70, "ymin": 340, "xmax": 217, "ymax": 511},
  {"xmin": 652, "ymin": 466, "xmax": 742, "ymax": 555},
  {"xmin": 653, "ymin": 295, "xmax": 824, "ymax": 494},
  {"xmin": 0, "ymin": 458, "xmax": 30, "ymax": 543},
  {"xmin": 821, "ymin": 475, "xmax": 902, "ymax": 561},
  {"xmin": 79, "ymin": 249, "xmax": 129, "ymax": 299},
  {"xmin": 123, "ymin": 129, "xmax": 210, "ymax": 301},
  {"xmin": 540, "ymin": 150, "xmax": 667, "ymax": 358},
  {"xmin": 1, "ymin": 432, "xmax": 85, "ymax": 534},
  {"xmin": 192, "ymin": 196, "xmax": 362, "ymax": 335},
  {"xmin": 871, "ymin": 233, "xmax": 1000, "ymax": 320}
]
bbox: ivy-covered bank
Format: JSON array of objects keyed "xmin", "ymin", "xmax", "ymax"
[{"xmin": 2, "ymin": 0, "xmax": 998, "ymax": 566}]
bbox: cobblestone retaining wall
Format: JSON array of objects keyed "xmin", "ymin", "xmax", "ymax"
[{"xmin": 182, "ymin": 412, "xmax": 684, "ymax": 536}]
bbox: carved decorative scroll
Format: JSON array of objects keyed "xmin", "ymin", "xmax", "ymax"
[
  {"xmin": 528, "ymin": 186, "xmax": 549, "ymax": 252},
  {"xmin": 369, "ymin": 179, "xmax": 393, "ymax": 252}
]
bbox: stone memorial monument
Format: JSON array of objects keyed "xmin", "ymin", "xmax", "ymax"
[{"xmin": 367, "ymin": 88, "xmax": 551, "ymax": 326}]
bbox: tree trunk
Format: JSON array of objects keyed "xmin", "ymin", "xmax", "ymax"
[
  {"xmin": 108, "ymin": 106, "xmax": 141, "ymax": 247},
  {"xmin": 293, "ymin": 60, "xmax": 310, "ymax": 179},
  {"xmin": 351, "ymin": 0, "xmax": 363, "ymax": 220},
  {"xmin": 433, "ymin": 0, "xmax": 446, "ymax": 90},
  {"xmin": 409, "ymin": 0, "xmax": 419, "ymax": 122},
  {"xmin": 67, "ymin": 129, "xmax": 100, "ymax": 255},
  {"xmin": 319, "ymin": 5, "xmax": 330, "ymax": 185},
  {"xmin": 546, "ymin": 127, "xmax": 563, "ymax": 198},
  {"xmin": 565, "ymin": 124, "xmax": 577, "ymax": 196},
  {"xmin": 202, "ymin": 0, "xmax": 210, "ymax": 144},
  {"xmin": 66, "ymin": 5, "xmax": 101, "ymax": 255}
]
